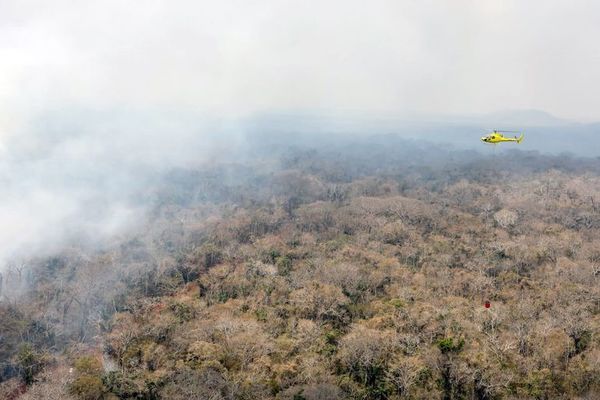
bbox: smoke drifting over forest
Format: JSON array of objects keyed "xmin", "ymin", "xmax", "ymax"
[
  {"xmin": 1, "ymin": 109, "xmax": 599, "ymax": 269},
  {"xmin": 0, "ymin": 110, "xmax": 247, "ymax": 266}
]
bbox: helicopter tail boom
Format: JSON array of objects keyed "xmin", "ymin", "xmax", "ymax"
[{"xmin": 516, "ymin": 133, "xmax": 524, "ymax": 144}]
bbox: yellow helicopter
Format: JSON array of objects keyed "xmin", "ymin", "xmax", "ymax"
[{"xmin": 481, "ymin": 130, "xmax": 524, "ymax": 144}]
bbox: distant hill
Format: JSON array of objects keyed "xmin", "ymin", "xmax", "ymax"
[{"xmin": 478, "ymin": 109, "xmax": 574, "ymax": 128}]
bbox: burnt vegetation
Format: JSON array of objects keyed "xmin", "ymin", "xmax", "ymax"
[{"xmin": 2, "ymin": 136, "xmax": 600, "ymax": 399}]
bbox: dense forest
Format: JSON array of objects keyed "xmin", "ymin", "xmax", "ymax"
[{"xmin": 2, "ymin": 136, "xmax": 600, "ymax": 399}]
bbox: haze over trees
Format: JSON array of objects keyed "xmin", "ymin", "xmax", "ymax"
[{"xmin": 1, "ymin": 136, "xmax": 600, "ymax": 399}]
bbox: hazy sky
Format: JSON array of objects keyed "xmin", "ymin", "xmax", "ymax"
[{"xmin": 1, "ymin": 0, "xmax": 600, "ymax": 132}]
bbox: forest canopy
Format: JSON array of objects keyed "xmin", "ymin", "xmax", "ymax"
[{"xmin": 1, "ymin": 136, "xmax": 600, "ymax": 400}]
